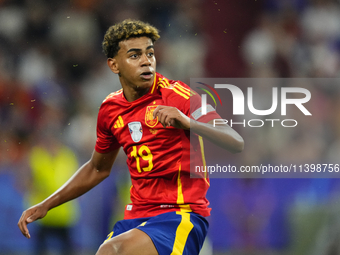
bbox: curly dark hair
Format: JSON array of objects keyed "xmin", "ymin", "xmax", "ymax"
[{"xmin": 102, "ymin": 19, "xmax": 160, "ymax": 58}]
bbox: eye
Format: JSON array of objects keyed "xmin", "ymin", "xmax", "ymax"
[
  {"xmin": 130, "ymin": 53, "xmax": 139, "ymax": 59},
  {"xmin": 147, "ymin": 52, "xmax": 154, "ymax": 57}
]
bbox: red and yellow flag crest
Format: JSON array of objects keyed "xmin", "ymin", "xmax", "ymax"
[{"xmin": 145, "ymin": 105, "xmax": 158, "ymax": 128}]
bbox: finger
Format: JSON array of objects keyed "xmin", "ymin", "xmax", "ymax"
[
  {"xmin": 163, "ymin": 114, "xmax": 172, "ymax": 127},
  {"xmin": 18, "ymin": 211, "xmax": 28, "ymax": 233},
  {"xmin": 18, "ymin": 211, "xmax": 25, "ymax": 228},
  {"xmin": 18, "ymin": 212, "xmax": 31, "ymax": 238},
  {"xmin": 153, "ymin": 106, "xmax": 159, "ymax": 119},
  {"xmin": 23, "ymin": 229, "xmax": 31, "ymax": 239},
  {"xmin": 27, "ymin": 216, "xmax": 35, "ymax": 223},
  {"xmin": 153, "ymin": 105, "xmax": 165, "ymax": 119},
  {"xmin": 158, "ymin": 111, "xmax": 168, "ymax": 128},
  {"xmin": 26, "ymin": 210, "xmax": 41, "ymax": 223},
  {"xmin": 23, "ymin": 211, "xmax": 42, "ymax": 238},
  {"xmin": 169, "ymin": 119, "xmax": 176, "ymax": 127},
  {"xmin": 154, "ymin": 108, "xmax": 164, "ymax": 126}
]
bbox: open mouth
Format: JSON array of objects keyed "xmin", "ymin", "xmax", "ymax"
[{"xmin": 140, "ymin": 71, "xmax": 153, "ymax": 80}]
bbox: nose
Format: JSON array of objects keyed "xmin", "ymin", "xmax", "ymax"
[{"xmin": 140, "ymin": 53, "xmax": 151, "ymax": 66}]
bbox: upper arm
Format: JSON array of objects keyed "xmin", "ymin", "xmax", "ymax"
[
  {"xmin": 185, "ymin": 91, "xmax": 221, "ymax": 122},
  {"xmin": 90, "ymin": 148, "xmax": 120, "ymax": 174},
  {"xmin": 96, "ymin": 103, "xmax": 121, "ymax": 154}
]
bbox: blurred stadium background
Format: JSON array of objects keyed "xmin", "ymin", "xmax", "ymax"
[{"xmin": 1, "ymin": 0, "xmax": 340, "ymax": 254}]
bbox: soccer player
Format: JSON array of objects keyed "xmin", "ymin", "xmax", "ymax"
[{"xmin": 18, "ymin": 19, "xmax": 244, "ymax": 255}]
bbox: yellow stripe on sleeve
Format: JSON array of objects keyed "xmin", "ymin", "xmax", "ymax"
[
  {"xmin": 174, "ymin": 83, "xmax": 191, "ymax": 96},
  {"xmin": 171, "ymin": 212, "xmax": 194, "ymax": 255},
  {"xmin": 173, "ymin": 88, "xmax": 190, "ymax": 99},
  {"xmin": 163, "ymin": 77, "xmax": 171, "ymax": 87}
]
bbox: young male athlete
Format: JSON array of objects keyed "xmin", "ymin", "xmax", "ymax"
[{"xmin": 18, "ymin": 20, "xmax": 244, "ymax": 255}]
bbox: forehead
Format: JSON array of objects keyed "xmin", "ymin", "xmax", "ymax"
[{"xmin": 118, "ymin": 37, "xmax": 153, "ymax": 53}]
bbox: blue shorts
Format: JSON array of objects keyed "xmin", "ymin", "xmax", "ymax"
[{"xmin": 104, "ymin": 211, "xmax": 209, "ymax": 255}]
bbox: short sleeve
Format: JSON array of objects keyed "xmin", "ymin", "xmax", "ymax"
[
  {"xmin": 186, "ymin": 92, "xmax": 221, "ymax": 123},
  {"xmin": 95, "ymin": 104, "xmax": 120, "ymax": 153}
]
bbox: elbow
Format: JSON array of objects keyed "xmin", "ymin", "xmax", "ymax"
[
  {"xmin": 89, "ymin": 161, "xmax": 111, "ymax": 180},
  {"xmin": 96, "ymin": 168, "xmax": 111, "ymax": 180}
]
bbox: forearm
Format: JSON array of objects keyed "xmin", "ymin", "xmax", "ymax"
[
  {"xmin": 18, "ymin": 149, "xmax": 118, "ymax": 238},
  {"xmin": 152, "ymin": 105, "xmax": 244, "ymax": 153},
  {"xmin": 190, "ymin": 120, "xmax": 244, "ymax": 153}
]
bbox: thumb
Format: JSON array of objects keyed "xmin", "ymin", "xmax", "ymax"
[
  {"xmin": 26, "ymin": 216, "xmax": 34, "ymax": 223},
  {"xmin": 26, "ymin": 213, "xmax": 39, "ymax": 223}
]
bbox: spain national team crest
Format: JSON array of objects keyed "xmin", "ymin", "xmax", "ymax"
[
  {"xmin": 145, "ymin": 105, "xmax": 158, "ymax": 128},
  {"xmin": 128, "ymin": 122, "xmax": 143, "ymax": 142}
]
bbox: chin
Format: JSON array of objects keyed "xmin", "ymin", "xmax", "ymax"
[
  {"xmin": 135, "ymin": 82, "xmax": 152, "ymax": 91},
  {"xmin": 140, "ymin": 79, "xmax": 154, "ymax": 87}
]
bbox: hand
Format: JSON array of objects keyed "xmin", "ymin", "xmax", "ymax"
[
  {"xmin": 18, "ymin": 203, "xmax": 48, "ymax": 238},
  {"xmin": 153, "ymin": 105, "xmax": 190, "ymax": 130}
]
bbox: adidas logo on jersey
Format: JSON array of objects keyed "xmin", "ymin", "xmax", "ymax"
[{"xmin": 114, "ymin": 116, "xmax": 124, "ymax": 128}]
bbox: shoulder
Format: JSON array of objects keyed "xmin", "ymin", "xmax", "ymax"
[
  {"xmin": 97, "ymin": 89, "xmax": 123, "ymax": 123},
  {"xmin": 156, "ymin": 73, "xmax": 196, "ymax": 102},
  {"xmin": 99, "ymin": 89, "xmax": 123, "ymax": 111},
  {"xmin": 102, "ymin": 89, "xmax": 123, "ymax": 104}
]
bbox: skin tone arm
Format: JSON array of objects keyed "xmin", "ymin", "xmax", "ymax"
[
  {"xmin": 18, "ymin": 148, "xmax": 120, "ymax": 239},
  {"xmin": 153, "ymin": 105, "xmax": 244, "ymax": 153}
]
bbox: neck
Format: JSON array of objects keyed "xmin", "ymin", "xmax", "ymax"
[
  {"xmin": 124, "ymin": 87, "xmax": 149, "ymax": 102},
  {"xmin": 120, "ymin": 79, "xmax": 151, "ymax": 102}
]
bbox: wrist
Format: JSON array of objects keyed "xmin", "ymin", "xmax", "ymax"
[
  {"xmin": 41, "ymin": 194, "xmax": 60, "ymax": 211},
  {"xmin": 189, "ymin": 119, "xmax": 200, "ymax": 132}
]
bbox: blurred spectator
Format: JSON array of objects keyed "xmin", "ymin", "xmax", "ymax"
[{"xmin": 26, "ymin": 133, "xmax": 80, "ymax": 255}]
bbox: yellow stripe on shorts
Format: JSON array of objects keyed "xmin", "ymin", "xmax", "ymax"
[{"xmin": 170, "ymin": 211, "xmax": 194, "ymax": 255}]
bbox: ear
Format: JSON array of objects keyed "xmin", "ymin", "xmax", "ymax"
[{"xmin": 107, "ymin": 58, "xmax": 119, "ymax": 74}]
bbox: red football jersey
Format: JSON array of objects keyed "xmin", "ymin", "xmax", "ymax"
[{"xmin": 95, "ymin": 72, "xmax": 220, "ymax": 219}]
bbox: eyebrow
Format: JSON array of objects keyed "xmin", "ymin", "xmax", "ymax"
[{"xmin": 126, "ymin": 45, "xmax": 154, "ymax": 54}]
